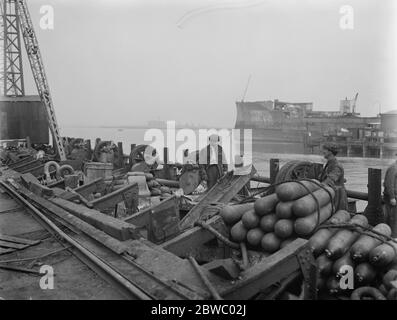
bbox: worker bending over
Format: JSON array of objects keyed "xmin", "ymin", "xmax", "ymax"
[
  {"xmin": 383, "ymin": 153, "xmax": 397, "ymax": 237},
  {"xmin": 319, "ymin": 142, "xmax": 348, "ymax": 211},
  {"xmin": 197, "ymin": 134, "xmax": 228, "ymax": 191}
]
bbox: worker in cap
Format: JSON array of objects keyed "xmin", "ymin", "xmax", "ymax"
[
  {"xmin": 319, "ymin": 142, "xmax": 348, "ymax": 210},
  {"xmin": 196, "ymin": 134, "xmax": 228, "ymax": 191},
  {"xmin": 383, "ymin": 152, "xmax": 397, "ymax": 237}
]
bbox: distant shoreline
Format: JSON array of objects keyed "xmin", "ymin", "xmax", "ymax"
[{"xmin": 62, "ymin": 125, "xmax": 234, "ymax": 130}]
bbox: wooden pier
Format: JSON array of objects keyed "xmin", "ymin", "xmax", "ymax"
[{"xmin": 0, "ymin": 139, "xmax": 389, "ymax": 300}]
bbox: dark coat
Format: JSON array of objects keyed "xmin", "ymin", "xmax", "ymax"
[
  {"xmin": 384, "ymin": 163, "xmax": 397, "ymax": 202},
  {"xmin": 320, "ymin": 158, "xmax": 348, "ymax": 211},
  {"xmin": 197, "ymin": 145, "xmax": 228, "ymax": 182}
]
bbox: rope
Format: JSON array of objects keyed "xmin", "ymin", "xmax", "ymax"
[
  {"xmin": 194, "ymin": 220, "xmax": 240, "ymax": 249},
  {"xmin": 239, "ymin": 178, "xmax": 335, "ymax": 229},
  {"xmin": 188, "ymin": 256, "xmax": 223, "ymax": 300},
  {"xmin": 317, "ymin": 222, "xmax": 397, "ymax": 254},
  {"xmin": 300, "ymin": 178, "xmax": 336, "ymax": 216}
]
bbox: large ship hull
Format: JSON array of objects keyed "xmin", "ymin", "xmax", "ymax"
[{"xmin": 235, "ymin": 101, "xmax": 389, "ymax": 157}]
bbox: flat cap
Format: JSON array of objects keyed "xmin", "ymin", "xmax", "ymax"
[{"xmin": 322, "ymin": 142, "xmax": 339, "ymax": 155}]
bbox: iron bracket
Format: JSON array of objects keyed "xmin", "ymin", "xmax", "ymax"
[{"xmin": 296, "ymin": 247, "xmax": 318, "ymax": 300}]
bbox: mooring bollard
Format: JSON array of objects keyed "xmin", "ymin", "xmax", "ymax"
[
  {"xmin": 95, "ymin": 137, "xmax": 101, "ymax": 148},
  {"xmin": 163, "ymin": 147, "xmax": 169, "ymax": 179},
  {"xmin": 270, "ymin": 159, "xmax": 279, "ymax": 184},
  {"xmin": 313, "ymin": 162, "xmax": 324, "ymax": 180},
  {"xmin": 364, "ymin": 168, "xmax": 383, "ymax": 226},
  {"xmin": 26, "ymin": 136, "xmax": 31, "ymax": 149},
  {"xmin": 86, "ymin": 139, "xmax": 92, "ymax": 161},
  {"xmin": 117, "ymin": 142, "xmax": 124, "ymax": 168}
]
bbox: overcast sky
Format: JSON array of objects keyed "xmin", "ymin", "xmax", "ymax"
[{"xmin": 22, "ymin": 0, "xmax": 397, "ymax": 128}]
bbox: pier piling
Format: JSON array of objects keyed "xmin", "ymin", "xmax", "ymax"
[
  {"xmin": 86, "ymin": 140, "xmax": 92, "ymax": 160},
  {"xmin": 117, "ymin": 142, "xmax": 124, "ymax": 168},
  {"xmin": 364, "ymin": 168, "xmax": 383, "ymax": 225},
  {"xmin": 163, "ymin": 147, "xmax": 170, "ymax": 179},
  {"xmin": 269, "ymin": 159, "xmax": 279, "ymax": 184}
]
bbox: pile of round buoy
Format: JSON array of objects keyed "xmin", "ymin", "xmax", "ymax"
[
  {"xmin": 309, "ymin": 212, "xmax": 397, "ymax": 300},
  {"xmin": 220, "ymin": 179, "xmax": 335, "ymax": 254}
]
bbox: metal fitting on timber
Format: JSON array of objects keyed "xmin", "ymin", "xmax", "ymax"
[
  {"xmin": 189, "ymin": 256, "xmax": 223, "ymax": 300},
  {"xmin": 194, "ymin": 220, "xmax": 240, "ymax": 249},
  {"xmin": 57, "ymin": 164, "xmax": 75, "ymax": 178},
  {"xmin": 240, "ymin": 242, "xmax": 249, "ymax": 270},
  {"xmin": 44, "ymin": 161, "xmax": 61, "ymax": 182}
]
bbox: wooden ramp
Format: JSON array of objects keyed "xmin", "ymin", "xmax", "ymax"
[{"xmin": 179, "ymin": 165, "xmax": 256, "ymax": 230}]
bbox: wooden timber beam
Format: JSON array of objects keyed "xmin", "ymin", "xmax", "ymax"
[
  {"xmin": 179, "ymin": 166, "xmax": 257, "ymax": 230},
  {"xmin": 7, "ymin": 155, "xmax": 35, "ymax": 169},
  {"xmin": 16, "ymin": 185, "xmax": 131, "ymax": 254},
  {"xmin": 161, "ymin": 215, "xmax": 227, "ymax": 257},
  {"xmin": 19, "ymin": 164, "xmax": 45, "ymax": 176},
  {"xmin": 50, "ymin": 197, "xmax": 141, "ymax": 241},
  {"xmin": 73, "ymin": 177, "xmax": 106, "ymax": 198},
  {"xmin": 90, "ymin": 183, "xmax": 139, "ymax": 215},
  {"xmin": 12, "ymin": 159, "xmax": 42, "ymax": 173},
  {"xmin": 218, "ymin": 238, "xmax": 310, "ymax": 299},
  {"xmin": 124, "ymin": 195, "xmax": 178, "ymax": 227}
]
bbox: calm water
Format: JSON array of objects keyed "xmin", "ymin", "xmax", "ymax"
[{"xmin": 63, "ymin": 126, "xmax": 393, "ymax": 211}]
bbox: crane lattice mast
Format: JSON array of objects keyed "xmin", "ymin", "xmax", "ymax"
[
  {"xmin": 0, "ymin": 0, "xmax": 66, "ymax": 161},
  {"xmin": 1, "ymin": 0, "xmax": 24, "ymax": 96}
]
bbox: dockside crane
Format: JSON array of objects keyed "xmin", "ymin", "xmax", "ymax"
[
  {"xmin": 352, "ymin": 92, "xmax": 358, "ymax": 114},
  {"xmin": 0, "ymin": 0, "xmax": 67, "ymax": 161}
]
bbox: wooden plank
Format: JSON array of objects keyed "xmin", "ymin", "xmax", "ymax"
[
  {"xmin": 124, "ymin": 195, "xmax": 178, "ymax": 227},
  {"xmin": 161, "ymin": 215, "xmax": 226, "ymax": 257},
  {"xmin": 52, "ymin": 187, "xmax": 79, "ymax": 201},
  {"xmin": 20, "ymin": 164, "xmax": 45, "ymax": 176},
  {"xmin": 0, "ymin": 234, "xmax": 40, "ymax": 246},
  {"xmin": 50, "ymin": 197, "xmax": 140, "ymax": 241},
  {"xmin": 29, "ymin": 181, "xmax": 54, "ymax": 197},
  {"xmin": 90, "ymin": 183, "xmax": 138, "ymax": 213},
  {"xmin": 147, "ymin": 196, "xmax": 180, "ymax": 243},
  {"xmin": 72, "ymin": 234, "xmax": 206, "ymax": 300},
  {"xmin": 123, "ymin": 205, "xmax": 152, "ymax": 227},
  {"xmin": 124, "ymin": 239, "xmax": 209, "ymax": 299},
  {"xmin": 0, "ymin": 247, "xmax": 16, "ymax": 255},
  {"xmin": 0, "ymin": 240, "xmax": 28, "ymax": 249},
  {"xmin": 47, "ymin": 178, "xmax": 65, "ymax": 189},
  {"xmin": 19, "ymin": 173, "xmax": 41, "ymax": 189},
  {"xmin": 12, "ymin": 159, "xmax": 41, "ymax": 172},
  {"xmin": 0, "ymin": 264, "xmax": 42, "ymax": 275},
  {"xmin": 7, "ymin": 155, "xmax": 35, "ymax": 169},
  {"xmin": 17, "ymin": 186, "xmax": 131, "ymax": 255},
  {"xmin": 218, "ymin": 238, "xmax": 308, "ymax": 300},
  {"xmin": 74, "ymin": 177, "xmax": 105, "ymax": 198},
  {"xmin": 179, "ymin": 166, "xmax": 257, "ymax": 230}
]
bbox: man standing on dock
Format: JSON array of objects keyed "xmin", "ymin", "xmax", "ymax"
[
  {"xmin": 383, "ymin": 154, "xmax": 397, "ymax": 237},
  {"xmin": 196, "ymin": 134, "xmax": 228, "ymax": 191},
  {"xmin": 319, "ymin": 142, "xmax": 348, "ymax": 211}
]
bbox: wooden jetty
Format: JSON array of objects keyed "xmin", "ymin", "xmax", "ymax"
[{"xmin": 0, "ymin": 140, "xmax": 386, "ymax": 300}]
